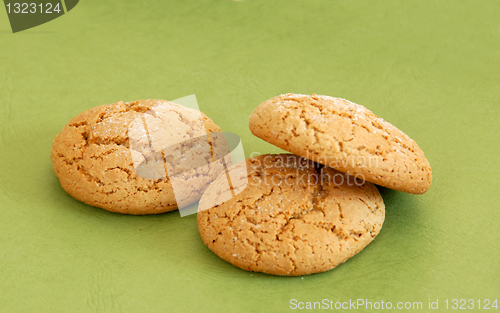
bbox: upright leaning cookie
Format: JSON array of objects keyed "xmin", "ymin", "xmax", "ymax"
[
  {"xmin": 249, "ymin": 94, "xmax": 432, "ymax": 194},
  {"xmin": 51, "ymin": 99, "xmax": 222, "ymax": 215},
  {"xmin": 197, "ymin": 154, "xmax": 385, "ymax": 276}
]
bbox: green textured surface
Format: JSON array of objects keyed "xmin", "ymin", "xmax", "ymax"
[{"xmin": 1, "ymin": 1, "xmax": 499, "ymax": 312}]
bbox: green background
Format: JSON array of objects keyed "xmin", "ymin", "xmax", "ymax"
[{"xmin": 1, "ymin": 1, "xmax": 499, "ymax": 312}]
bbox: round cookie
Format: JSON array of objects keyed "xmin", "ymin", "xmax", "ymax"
[
  {"xmin": 51, "ymin": 99, "xmax": 221, "ymax": 215},
  {"xmin": 249, "ymin": 94, "xmax": 432, "ymax": 194},
  {"xmin": 197, "ymin": 154, "xmax": 385, "ymax": 276}
]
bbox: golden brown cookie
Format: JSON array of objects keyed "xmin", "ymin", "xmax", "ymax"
[
  {"xmin": 197, "ymin": 154, "xmax": 385, "ymax": 276},
  {"xmin": 51, "ymin": 99, "xmax": 221, "ymax": 215},
  {"xmin": 249, "ymin": 94, "xmax": 432, "ymax": 194}
]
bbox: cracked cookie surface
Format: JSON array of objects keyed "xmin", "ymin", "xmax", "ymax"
[
  {"xmin": 197, "ymin": 154, "xmax": 385, "ymax": 276},
  {"xmin": 249, "ymin": 94, "xmax": 432, "ymax": 194},
  {"xmin": 51, "ymin": 99, "xmax": 221, "ymax": 215}
]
